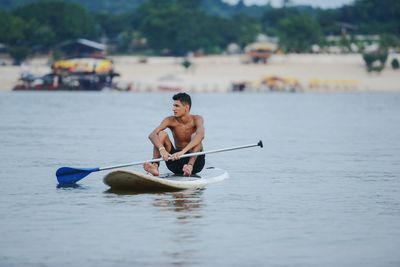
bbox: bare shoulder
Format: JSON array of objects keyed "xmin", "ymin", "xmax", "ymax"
[
  {"xmin": 192, "ymin": 114, "xmax": 204, "ymax": 124},
  {"xmin": 160, "ymin": 116, "xmax": 176, "ymax": 127},
  {"xmin": 165, "ymin": 116, "xmax": 176, "ymax": 122}
]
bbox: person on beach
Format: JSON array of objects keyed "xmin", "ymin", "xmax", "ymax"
[{"xmin": 143, "ymin": 92, "xmax": 205, "ymax": 176}]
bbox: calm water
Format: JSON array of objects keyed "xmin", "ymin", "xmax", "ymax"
[{"xmin": 0, "ymin": 91, "xmax": 399, "ymax": 267}]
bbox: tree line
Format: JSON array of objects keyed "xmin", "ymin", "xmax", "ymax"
[{"xmin": 0, "ymin": 0, "xmax": 399, "ymax": 61}]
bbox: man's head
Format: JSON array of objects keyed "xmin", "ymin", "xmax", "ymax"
[{"xmin": 172, "ymin": 92, "xmax": 191, "ymax": 117}]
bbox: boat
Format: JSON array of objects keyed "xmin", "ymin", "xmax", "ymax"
[{"xmin": 13, "ymin": 57, "xmax": 120, "ymax": 91}]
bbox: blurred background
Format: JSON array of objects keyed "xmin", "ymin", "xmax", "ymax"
[{"xmin": 0, "ymin": 0, "xmax": 399, "ymax": 92}]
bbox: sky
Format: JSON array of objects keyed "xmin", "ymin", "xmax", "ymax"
[{"xmin": 223, "ymin": 0, "xmax": 355, "ymax": 9}]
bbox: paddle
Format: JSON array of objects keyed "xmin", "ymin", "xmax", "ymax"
[{"xmin": 56, "ymin": 140, "xmax": 263, "ymax": 185}]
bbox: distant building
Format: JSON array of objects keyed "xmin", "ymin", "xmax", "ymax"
[
  {"xmin": 226, "ymin": 43, "xmax": 241, "ymax": 55},
  {"xmin": 255, "ymin": 33, "xmax": 279, "ymax": 44},
  {"xmin": 336, "ymin": 22, "xmax": 357, "ymax": 35},
  {"xmin": 241, "ymin": 34, "xmax": 279, "ymax": 63},
  {"xmin": 244, "ymin": 41, "xmax": 277, "ymax": 64},
  {"xmin": 325, "ymin": 34, "xmax": 381, "ymax": 53},
  {"xmin": 58, "ymin": 39, "xmax": 107, "ymax": 58}
]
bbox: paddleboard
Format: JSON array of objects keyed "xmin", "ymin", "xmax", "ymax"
[{"xmin": 103, "ymin": 167, "xmax": 228, "ymax": 191}]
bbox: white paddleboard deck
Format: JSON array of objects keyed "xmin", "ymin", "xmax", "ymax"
[{"xmin": 103, "ymin": 167, "xmax": 228, "ymax": 191}]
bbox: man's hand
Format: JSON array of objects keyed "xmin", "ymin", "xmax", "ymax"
[
  {"xmin": 159, "ymin": 147, "xmax": 171, "ymax": 161},
  {"xmin": 170, "ymin": 151, "xmax": 185, "ymax": 161},
  {"xmin": 183, "ymin": 164, "xmax": 193, "ymax": 176}
]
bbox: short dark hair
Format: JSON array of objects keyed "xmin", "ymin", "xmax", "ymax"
[{"xmin": 173, "ymin": 92, "xmax": 191, "ymax": 109}]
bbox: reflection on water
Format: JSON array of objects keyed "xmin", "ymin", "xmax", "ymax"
[
  {"xmin": 103, "ymin": 188, "xmax": 205, "ymax": 266},
  {"xmin": 104, "ymin": 188, "xmax": 204, "ymax": 218},
  {"xmin": 153, "ymin": 189, "xmax": 204, "ymax": 267},
  {"xmin": 56, "ymin": 183, "xmax": 87, "ymax": 190},
  {"xmin": 153, "ymin": 189, "xmax": 204, "ymax": 218}
]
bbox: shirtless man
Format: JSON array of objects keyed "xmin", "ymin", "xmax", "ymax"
[{"xmin": 143, "ymin": 93, "xmax": 205, "ymax": 176}]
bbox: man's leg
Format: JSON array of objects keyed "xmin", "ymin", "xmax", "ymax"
[
  {"xmin": 182, "ymin": 142, "xmax": 203, "ymax": 176},
  {"xmin": 144, "ymin": 131, "xmax": 173, "ymax": 176}
]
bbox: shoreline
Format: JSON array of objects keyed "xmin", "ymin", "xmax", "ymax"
[{"xmin": 1, "ymin": 54, "xmax": 399, "ymax": 92}]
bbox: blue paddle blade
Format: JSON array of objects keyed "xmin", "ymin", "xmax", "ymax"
[{"xmin": 56, "ymin": 167, "xmax": 100, "ymax": 185}]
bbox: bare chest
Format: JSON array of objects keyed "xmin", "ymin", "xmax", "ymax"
[{"xmin": 170, "ymin": 121, "xmax": 196, "ymax": 140}]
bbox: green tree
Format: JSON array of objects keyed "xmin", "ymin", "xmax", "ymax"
[
  {"xmin": 136, "ymin": 0, "xmax": 234, "ymax": 55},
  {"xmin": 0, "ymin": 11, "xmax": 26, "ymax": 45},
  {"xmin": 232, "ymin": 14, "xmax": 262, "ymax": 46},
  {"xmin": 277, "ymin": 14, "xmax": 323, "ymax": 52},
  {"xmin": 116, "ymin": 30, "xmax": 134, "ymax": 53},
  {"xmin": 317, "ymin": 8, "xmax": 341, "ymax": 35},
  {"xmin": 380, "ymin": 34, "xmax": 400, "ymax": 49},
  {"xmin": 391, "ymin": 58, "xmax": 399, "ymax": 70},
  {"xmin": 95, "ymin": 13, "xmax": 129, "ymax": 40},
  {"xmin": 0, "ymin": 11, "xmax": 32, "ymax": 63},
  {"xmin": 9, "ymin": 46, "xmax": 30, "ymax": 65},
  {"xmin": 176, "ymin": 0, "xmax": 202, "ymax": 9},
  {"xmin": 24, "ymin": 18, "xmax": 56, "ymax": 48},
  {"xmin": 14, "ymin": 1, "xmax": 96, "ymax": 47},
  {"xmin": 338, "ymin": 0, "xmax": 400, "ymax": 34},
  {"xmin": 136, "ymin": 2, "xmax": 183, "ymax": 54},
  {"xmin": 362, "ymin": 50, "xmax": 388, "ymax": 72}
]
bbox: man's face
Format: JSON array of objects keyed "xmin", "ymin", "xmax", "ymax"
[{"xmin": 173, "ymin": 100, "xmax": 188, "ymax": 117}]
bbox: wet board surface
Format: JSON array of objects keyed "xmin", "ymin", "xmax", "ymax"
[{"xmin": 103, "ymin": 167, "xmax": 228, "ymax": 191}]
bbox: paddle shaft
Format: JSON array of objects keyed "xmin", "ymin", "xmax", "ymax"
[
  {"xmin": 99, "ymin": 140, "xmax": 263, "ymax": 171},
  {"xmin": 56, "ymin": 140, "xmax": 263, "ymax": 184}
]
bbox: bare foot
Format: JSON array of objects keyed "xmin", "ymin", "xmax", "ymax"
[{"xmin": 143, "ymin": 162, "xmax": 159, "ymax": 176}]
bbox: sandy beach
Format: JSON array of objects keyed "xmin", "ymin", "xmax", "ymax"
[{"xmin": 1, "ymin": 54, "xmax": 399, "ymax": 92}]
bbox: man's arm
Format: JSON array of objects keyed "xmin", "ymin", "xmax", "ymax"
[
  {"xmin": 181, "ymin": 115, "xmax": 205, "ymax": 154},
  {"xmin": 181, "ymin": 116, "xmax": 205, "ymax": 175}
]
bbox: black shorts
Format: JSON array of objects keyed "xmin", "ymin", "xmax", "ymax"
[{"xmin": 166, "ymin": 147, "xmax": 205, "ymax": 175}]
